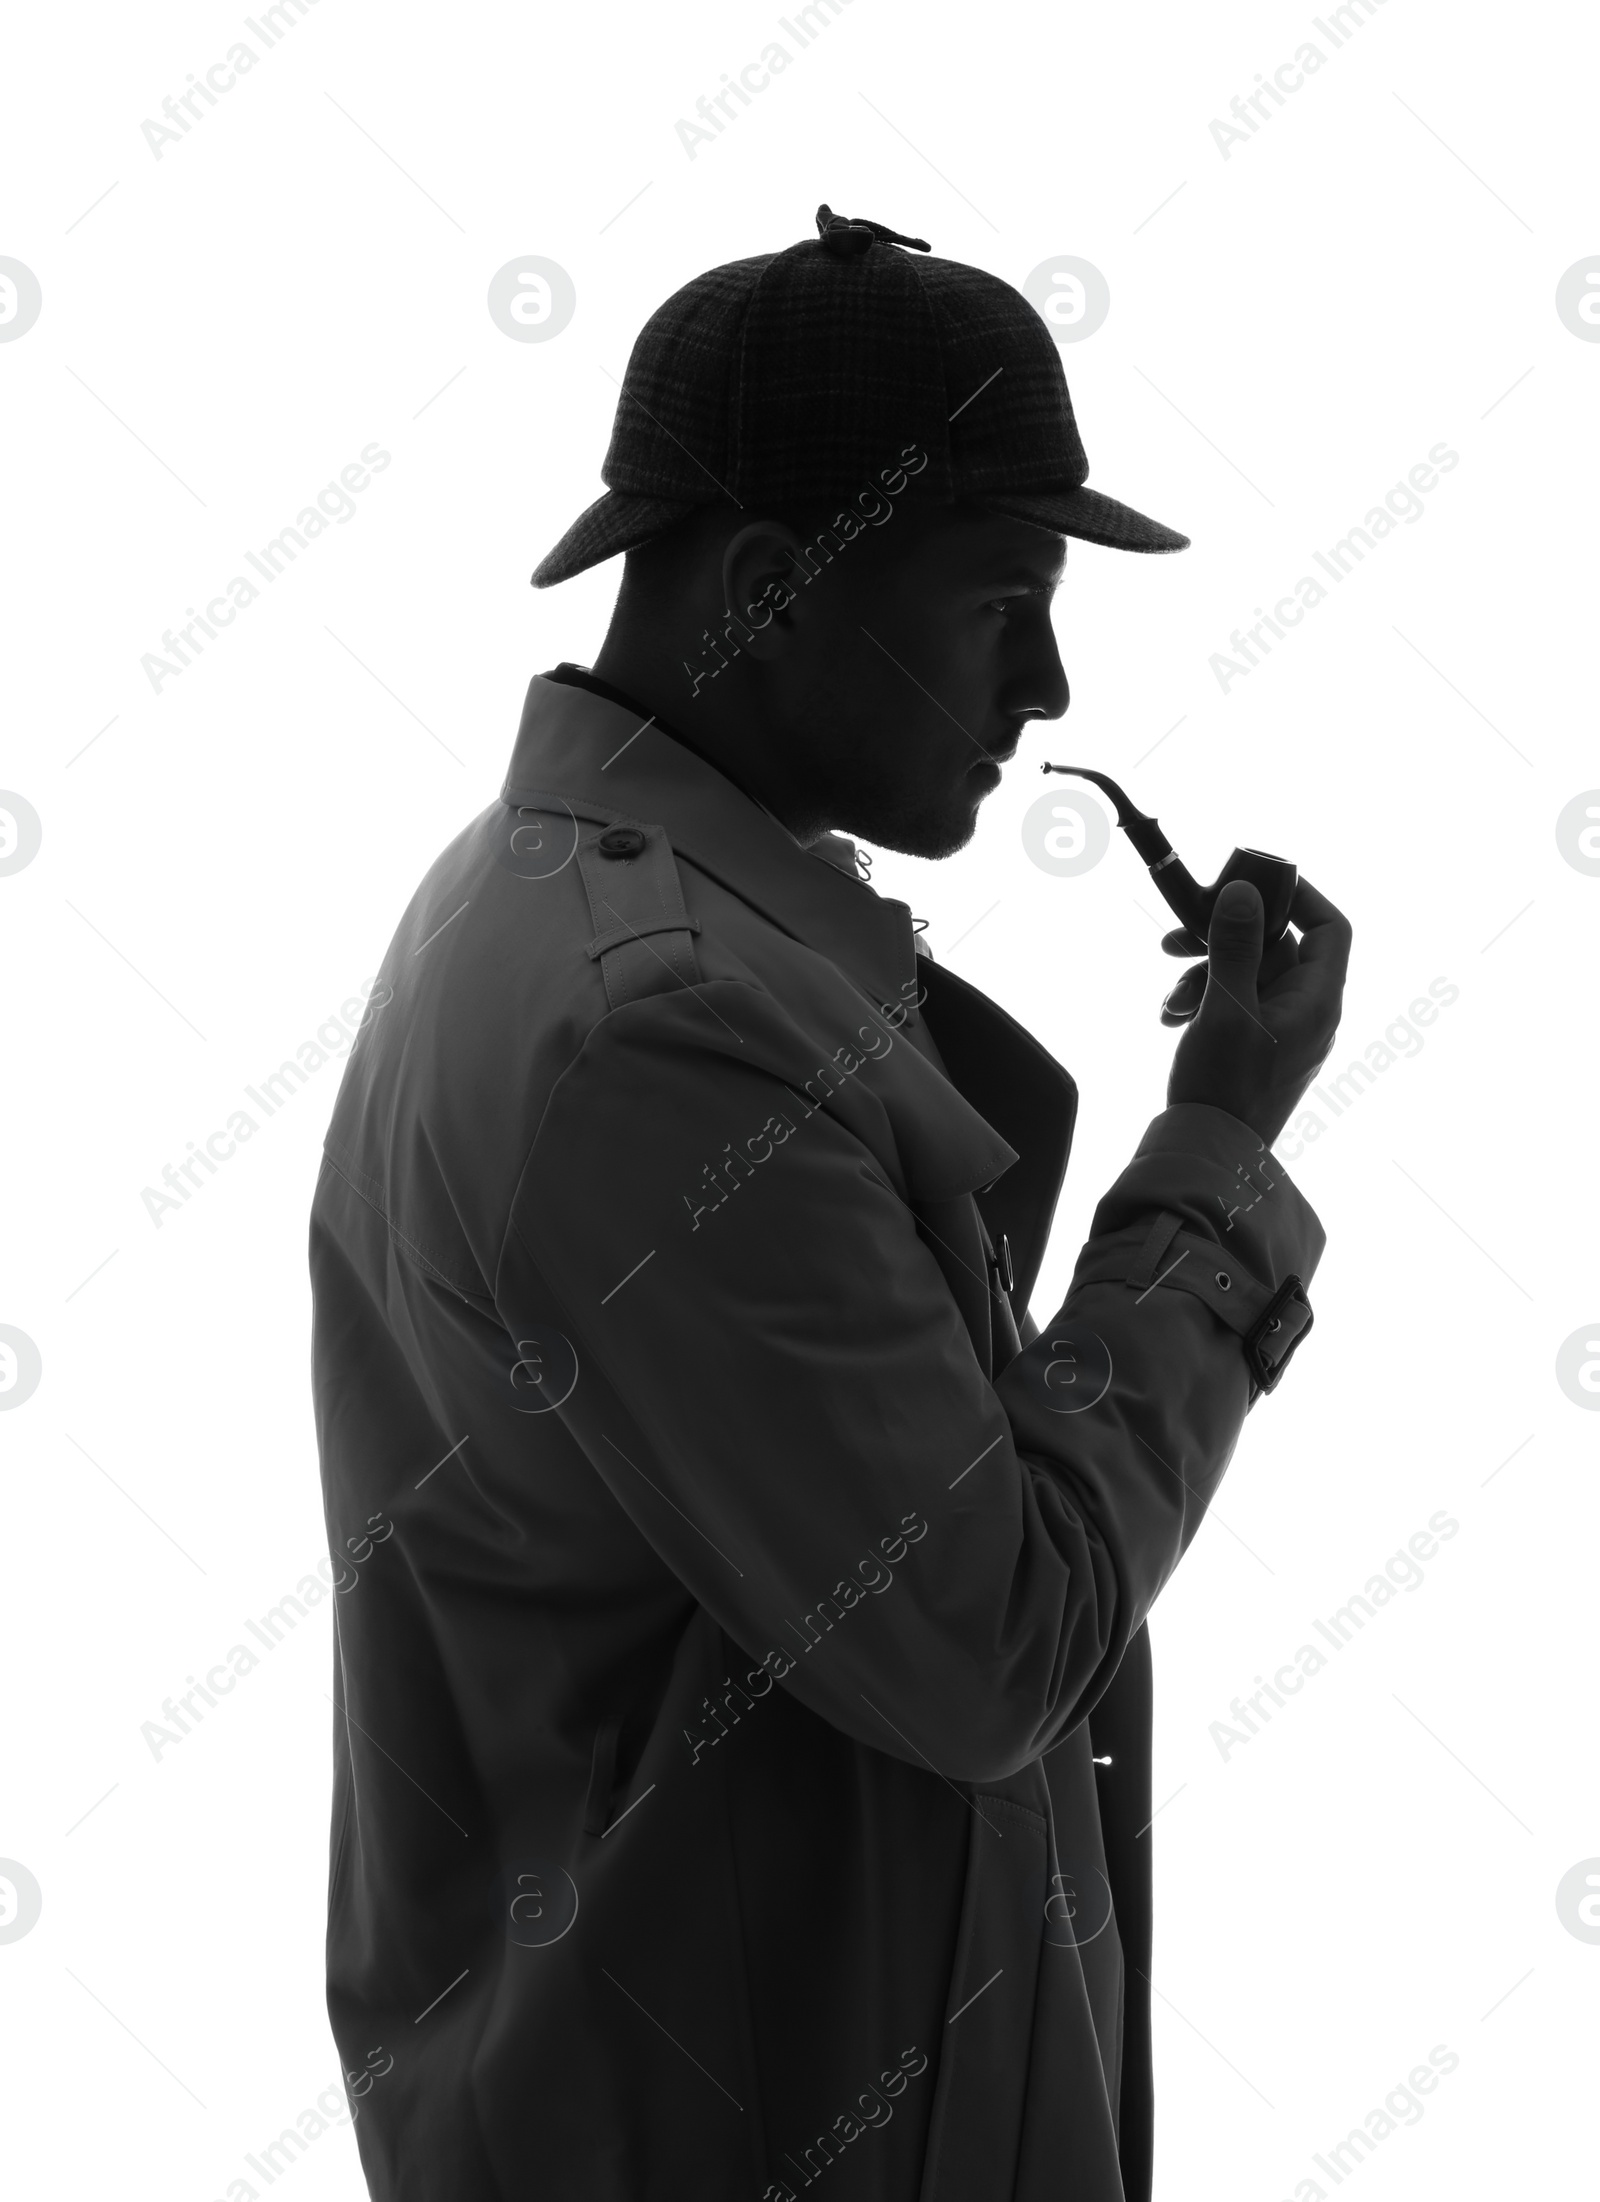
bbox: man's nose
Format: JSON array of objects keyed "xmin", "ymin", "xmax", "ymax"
[{"xmin": 1018, "ymin": 629, "xmax": 1070, "ymax": 722}]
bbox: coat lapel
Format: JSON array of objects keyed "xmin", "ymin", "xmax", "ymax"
[{"xmin": 914, "ymin": 958, "xmax": 1079, "ymax": 1319}]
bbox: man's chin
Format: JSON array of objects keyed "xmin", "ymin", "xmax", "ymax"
[{"xmin": 863, "ymin": 799, "xmax": 980, "ymax": 862}]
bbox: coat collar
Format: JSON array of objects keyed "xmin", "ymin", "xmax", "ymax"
[
  {"xmin": 503, "ymin": 672, "xmax": 925, "ymax": 1028},
  {"xmin": 502, "ymin": 670, "xmax": 1079, "ymax": 1312}
]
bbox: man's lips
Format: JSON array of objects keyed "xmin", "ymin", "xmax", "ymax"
[
  {"xmin": 971, "ymin": 741, "xmax": 1019, "ymax": 771},
  {"xmin": 966, "ymin": 718, "xmax": 1042, "ymax": 775},
  {"xmin": 982, "ymin": 718, "xmax": 1039, "ymax": 767}
]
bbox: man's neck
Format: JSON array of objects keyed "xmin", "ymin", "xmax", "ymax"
[{"xmin": 587, "ymin": 634, "xmax": 827, "ymax": 845}]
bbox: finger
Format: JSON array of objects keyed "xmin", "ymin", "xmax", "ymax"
[
  {"xmin": 1162, "ymin": 961, "xmax": 1207, "ymax": 1019},
  {"xmin": 1201, "ymin": 880, "xmax": 1265, "ymax": 1017},
  {"xmin": 1160, "ymin": 926, "xmax": 1209, "ymax": 958},
  {"xmin": 1287, "ymin": 876, "xmax": 1353, "ymax": 984}
]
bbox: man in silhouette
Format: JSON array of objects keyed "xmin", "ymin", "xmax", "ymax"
[{"xmin": 310, "ymin": 206, "xmax": 1349, "ymax": 2200}]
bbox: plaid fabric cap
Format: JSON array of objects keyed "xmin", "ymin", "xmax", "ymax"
[{"xmin": 532, "ymin": 227, "xmax": 1187, "ymax": 586}]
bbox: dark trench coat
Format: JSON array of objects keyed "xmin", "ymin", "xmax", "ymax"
[{"xmin": 309, "ymin": 668, "xmax": 1325, "ymax": 2200}]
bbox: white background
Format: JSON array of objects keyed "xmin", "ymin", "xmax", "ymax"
[{"xmin": 2, "ymin": 0, "xmax": 1595, "ymax": 2194}]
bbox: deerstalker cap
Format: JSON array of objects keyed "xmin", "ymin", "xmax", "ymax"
[{"xmin": 532, "ymin": 206, "xmax": 1188, "ymax": 586}]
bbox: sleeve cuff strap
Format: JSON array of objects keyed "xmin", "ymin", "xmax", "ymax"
[{"xmin": 1073, "ymin": 1211, "xmax": 1316, "ymax": 1405}]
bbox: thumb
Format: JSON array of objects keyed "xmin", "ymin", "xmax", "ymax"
[{"xmin": 1205, "ymin": 880, "xmax": 1264, "ymax": 998}]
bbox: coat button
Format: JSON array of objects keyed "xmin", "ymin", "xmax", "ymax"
[{"xmin": 598, "ymin": 826, "xmax": 646, "ymax": 859}]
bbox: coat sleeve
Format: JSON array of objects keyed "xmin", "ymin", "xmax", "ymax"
[{"xmin": 496, "ymin": 980, "xmax": 1325, "ymax": 1786}]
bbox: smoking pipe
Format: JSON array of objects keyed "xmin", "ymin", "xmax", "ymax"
[{"xmin": 1041, "ymin": 765, "xmax": 1298, "ymax": 945}]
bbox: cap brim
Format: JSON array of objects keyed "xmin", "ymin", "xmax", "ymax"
[
  {"xmin": 980, "ymin": 484, "xmax": 1189, "ymax": 553},
  {"xmin": 531, "ymin": 490, "xmax": 703, "ymax": 588},
  {"xmin": 532, "ymin": 478, "xmax": 1188, "ymax": 586}
]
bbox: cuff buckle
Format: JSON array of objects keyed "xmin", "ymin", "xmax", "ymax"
[{"xmin": 1244, "ymin": 1274, "xmax": 1313, "ymax": 1396}]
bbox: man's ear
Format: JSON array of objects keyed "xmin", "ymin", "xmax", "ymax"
[{"xmin": 720, "ymin": 522, "xmax": 810, "ymax": 659}]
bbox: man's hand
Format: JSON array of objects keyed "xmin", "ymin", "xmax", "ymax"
[{"xmin": 1163, "ymin": 878, "xmax": 1353, "ymax": 1148}]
